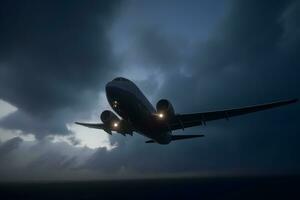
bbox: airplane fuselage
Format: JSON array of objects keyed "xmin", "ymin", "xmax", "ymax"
[{"xmin": 106, "ymin": 78, "xmax": 172, "ymax": 144}]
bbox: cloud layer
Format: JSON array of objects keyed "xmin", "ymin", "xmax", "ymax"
[
  {"xmin": 0, "ymin": 0, "xmax": 299, "ymax": 181},
  {"xmin": 0, "ymin": 0, "xmax": 121, "ymax": 136}
]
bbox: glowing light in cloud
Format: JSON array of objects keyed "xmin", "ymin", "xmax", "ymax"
[
  {"xmin": 49, "ymin": 91, "xmax": 118, "ymax": 150},
  {"xmin": 0, "ymin": 99, "xmax": 17, "ymax": 119},
  {"xmin": 0, "ymin": 99, "xmax": 35, "ymax": 142},
  {"xmin": 65, "ymin": 123, "xmax": 117, "ymax": 150},
  {"xmin": 0, "ymin": 128, "xmax": 36, "ymax": 142}
]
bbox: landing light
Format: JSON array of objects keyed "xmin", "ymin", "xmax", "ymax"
[
  {"xmin": 113, "ymin": 100, "xmax": 118, "ymax": 108},
  {"xmin": 113, "ymin": 122, "xmax": 119, "ymax": 128},
  {"xmin": 158, "ymin": 113, "xmax": 164, "ymax": 119}
]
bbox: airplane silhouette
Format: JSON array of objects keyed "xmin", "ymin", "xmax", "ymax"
[{"xmin": 76, "ymin": 77, "xmax": 298, "ymax": 144}]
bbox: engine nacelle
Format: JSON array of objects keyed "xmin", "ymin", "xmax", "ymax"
[
  {"xmin": 156, "ymin": 99, "xmax": 175, "ymax": 119},
  {"xmin": 100, "ymin": 110, "xmax": 120, "ymax": 125}
]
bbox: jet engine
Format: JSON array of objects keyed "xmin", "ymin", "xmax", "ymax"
[
  {"xmin": 100, "ymin": 110, "xmax": 133, "ymax": 135},
  {"xmin": 100, "ymin": 110, "xmax": 120, "ymax": 128},
  {"xmin": 156, "ymin": 99, "xmax": 175, "ymax": 119}
]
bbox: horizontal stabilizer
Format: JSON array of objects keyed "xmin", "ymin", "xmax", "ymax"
[
  {"xmin": 171, "ymin": 134, "xmax": 204, "ymax": 141},
  {"xmin": 145, "ymin": 134, "xmax": 204, "ymax": 143},
  {"xmin": 145, "ymin": 140, "xmax": 155, "ymax": 143}
]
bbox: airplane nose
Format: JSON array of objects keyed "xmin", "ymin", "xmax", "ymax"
[
  {"xmin": 105, "ymin": 81, "xmax": 120, "ymax": 98},
  {"xmin": 105, "ymin": 79, "xmax": 132, "ymax": 100}
]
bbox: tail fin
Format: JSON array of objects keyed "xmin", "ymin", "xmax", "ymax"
[{"xmin": 145, "ymin": 134, "xmax": 204, "ymax": 143}]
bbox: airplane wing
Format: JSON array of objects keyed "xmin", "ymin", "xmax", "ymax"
[
  {"xmin": 74, "ymin": 121, "xmax": 133, "ymax": 135},
  {"xmin": 75, "ymin": 122, "xmax": 105, "ymax": 129},
  {"xmin": 169, "ymin": 98, "xmax": 298, "ymax": 131}
]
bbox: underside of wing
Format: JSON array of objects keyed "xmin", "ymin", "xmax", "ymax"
[
  {"xmin": 75, "ymin": 122, "xmax": 105, "ymax": 129},
  {"xmin": 169, "ymin": 98, "xmax": 298, "ymax": 131}
]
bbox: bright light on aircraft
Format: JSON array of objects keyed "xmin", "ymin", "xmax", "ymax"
[
  {"xmin": 113, "ymin": 122, "xmax": 119, "ymax": 127},
  {"xmin": 113, "ymin": 100, "xmax": 118, "ymax": 108},
  {"xmin": 158, "ymin": 113, "xmax": 164, "ymax": 119}
]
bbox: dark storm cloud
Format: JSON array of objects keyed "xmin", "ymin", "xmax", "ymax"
[
  {"xmin": 28, "ymin": 152, "xmax": 76, "ymax": 170},
  {"xmin": 0, "ymin": 0, "xmax": 299, "ymax": 181},
  {"xmin": 0, "ymin": 137, "xmax": 22, "ymax": 158},
  {"xmin": 0, "ymin": 137, "xmax": 98, "ymax": 181},
  {"xmin": 132, "ymin": 27, "xmax": 185, "ymax": 69},
  {"xmin": 0, "ymin": 0, "xmax": 121, "ymax": 137},
  {"xmin": 167, "ymin": 0, "xmax": 300, "ymax": 172},
  {"xmin": 156, "ymin": 0, "xmax": 299, "ymax": 108},
  {"xmin": 146, "ymin": 0, "xmax": 300, "ymax": 113}
]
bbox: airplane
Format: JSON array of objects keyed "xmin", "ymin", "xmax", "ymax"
[{"xmin": 75, "ymin": 77, "xmax": 298, "ymax": 144}]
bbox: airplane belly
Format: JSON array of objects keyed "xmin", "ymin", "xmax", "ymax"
[
  {"xmin": 142, "ymin": 131, "xmax": 172, "ymax": 144},
  {"xmin": 106, "ymin": 86, "xmax": 154, "ymax": 131}
]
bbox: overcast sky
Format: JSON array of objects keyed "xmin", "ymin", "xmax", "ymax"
[{"xmin": 0, "ymin": 0, "xmax": 299, "ymax": 181}]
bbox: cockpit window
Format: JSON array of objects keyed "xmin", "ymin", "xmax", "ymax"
[{"xmin": 113, "ymin": 77, "xmax": 130, "ymax": 82}]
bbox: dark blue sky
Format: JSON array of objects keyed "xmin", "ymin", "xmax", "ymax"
[{"xmin": 0, "ymin": 0, "xmax": 299, "ymax": 181}]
